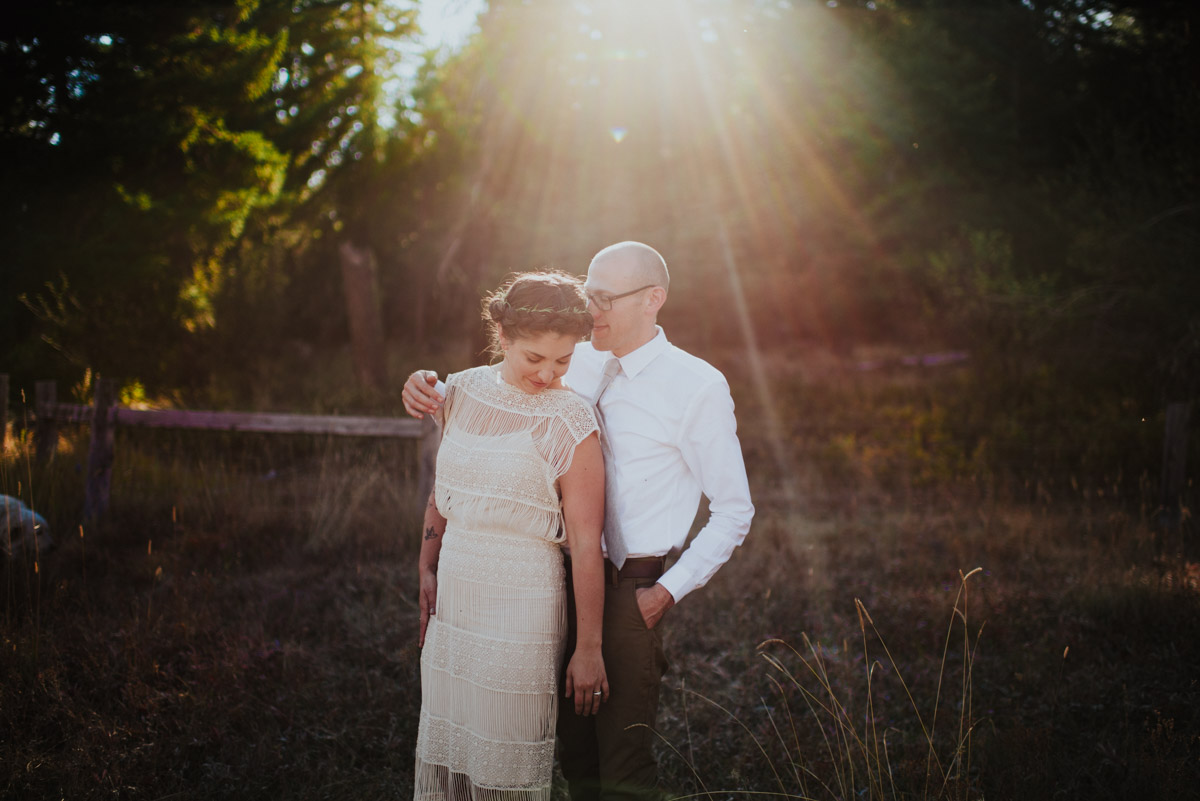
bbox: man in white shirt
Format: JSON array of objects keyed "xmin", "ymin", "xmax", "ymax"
[{"xmin": 402, "ymin": 241, "xmax": 755, "ymax": 801}]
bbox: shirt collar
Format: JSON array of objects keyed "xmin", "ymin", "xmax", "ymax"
[{"xmin": 611, "ymin": 326, "xmax": 669, "ymax": 379}]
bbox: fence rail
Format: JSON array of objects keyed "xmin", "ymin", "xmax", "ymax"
[
  {"xmin": 24, "ymin": 377, "xmax": 440, "ymax": 521},
  {"xmin": 49, "ymin": 403, "xmax": 427, "ymax": 438}
]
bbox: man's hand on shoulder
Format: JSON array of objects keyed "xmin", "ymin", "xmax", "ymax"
[
  {"xmin": 402, "ymin": 370, "xmax": 444, "ymax": 418},
  {"xmin": 635, "ymin": 583, "xmax": 675, "ymax": 630}
]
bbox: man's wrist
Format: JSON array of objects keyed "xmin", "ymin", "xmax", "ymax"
[{"xmin": 656, "ymin": 573, "xmax": 685, "ymax": 605}]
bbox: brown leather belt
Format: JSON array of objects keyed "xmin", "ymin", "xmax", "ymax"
[
  {"xmin": 603, "ymin": 556, "xmax": 665, "ymax": 586},
  {"xmin": 563, "ymin": 555, "xmax": 667, "ymax": 586}
]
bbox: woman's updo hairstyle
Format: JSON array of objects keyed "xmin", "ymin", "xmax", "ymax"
[{"xmin": 482, "ymin": 269, "xmax": 593, "ymax": 358}]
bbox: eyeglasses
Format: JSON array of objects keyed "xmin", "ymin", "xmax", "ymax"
[{"xmin": 585, "ymin": 284, "xmax": 656, "ymax": 311}]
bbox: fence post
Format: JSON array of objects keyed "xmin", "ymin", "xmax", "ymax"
[
  {"xmin": 1159, "ymin": 401, "xmax": 1191, "ymax": 531},
  {"xmin": 34, "ymin": 381, "xmax": 58, "ymax": 463},
  {"xmin": 84, "ymin": 377, "xmax": 118, "ymax": 521},
  {"xmin": 0, "ymin": 374, "xmax": 8, "ymax": 449},
  {"xmin": 418, "ymin": 414, "xmax": 441, "ymax": 505}
]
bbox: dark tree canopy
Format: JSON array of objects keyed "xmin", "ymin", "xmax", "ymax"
[
  {"xmin": 2, "ymin": 0, "xmax": 1196, "ymax": 432},
  {"xmin": 1, "ymin": 0, "xmax": 411, "ymax": 389}
]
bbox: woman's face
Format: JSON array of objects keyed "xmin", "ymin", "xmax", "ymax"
[{"xmin": 499, "ymin": 328, "xmax": 579, "ymax": 393}]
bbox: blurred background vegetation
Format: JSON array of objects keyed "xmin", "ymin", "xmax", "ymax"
[
  {"xmin": 3, "ymin": 3, "xmax": 1200, "ymax": 798},
  {"xmin": 4, "ymin": 1, "xmax": 1196, "ymax": 453}
]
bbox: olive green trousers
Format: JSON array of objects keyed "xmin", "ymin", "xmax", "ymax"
[{"xmin": 558, "ymin": 570, "xmax": 669, "ymax": 801}]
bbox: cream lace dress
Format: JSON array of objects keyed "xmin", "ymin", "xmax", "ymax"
[{"xmin": 414, "ymin": 364, "xmax": 598, "ymax": 801}]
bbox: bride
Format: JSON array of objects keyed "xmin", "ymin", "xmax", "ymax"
[{"xmin": 413, "ymin": 270, "xmax": 608, "ymax": 801}]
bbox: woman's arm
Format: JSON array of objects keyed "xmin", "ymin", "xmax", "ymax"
[
  {"xmin": 418, "ymin": 489, "xmax": 447, "ymax": 647},
  {"xmin": 559, "ymin": 431, "xmax": 608, "ymax": 716}
]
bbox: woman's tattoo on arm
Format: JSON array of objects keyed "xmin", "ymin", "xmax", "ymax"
[{"xmin": 424, "ymin": 525, "xmax": 439, "ymax": 541}]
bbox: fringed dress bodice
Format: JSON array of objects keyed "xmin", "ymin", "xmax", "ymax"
[{"xmin": 433, "ymin": 365, "xmax": 599, "ymax": 545}]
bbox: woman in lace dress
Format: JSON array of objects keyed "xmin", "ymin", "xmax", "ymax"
[{"xmin": 414, "ymin": 271, "xmax": 608, "ymax": 801}]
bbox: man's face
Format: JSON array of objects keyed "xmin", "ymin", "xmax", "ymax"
[{"xmin": 584, "ymin": 257, "xmax": 650, "ymax": 356}]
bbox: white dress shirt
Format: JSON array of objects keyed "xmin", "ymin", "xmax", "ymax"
[{"xmin": 565, "ymin": 327, "xmax": 755, "ymax": 603}]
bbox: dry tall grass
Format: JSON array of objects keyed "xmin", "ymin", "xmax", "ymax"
[{"xmin": 2, "ymin": 359, "xmax": 1198, "ymax": 800}]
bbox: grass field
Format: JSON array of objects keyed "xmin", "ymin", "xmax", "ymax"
[{"xmin": 3, "ymin": 355, "xmax": 1198, "ymax": 800}]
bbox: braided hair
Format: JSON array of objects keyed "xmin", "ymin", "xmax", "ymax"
[{"xmin": 482, "ymin": 270, "xmax": 593, "ymax": 359}]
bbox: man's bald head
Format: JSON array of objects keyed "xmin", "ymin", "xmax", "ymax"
[{"xmin": 588, "ymin": 241, "xmax": 669, "ymax": 293}]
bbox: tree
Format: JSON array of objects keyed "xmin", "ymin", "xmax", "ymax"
[{"xmin": 1, "ymin": 0, "xmax": 412, "ymax": 393}]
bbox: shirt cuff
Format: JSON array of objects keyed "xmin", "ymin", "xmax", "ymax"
[{"xmin": 657, "ymin": 565, "xmax": 694, "ymax": 604}]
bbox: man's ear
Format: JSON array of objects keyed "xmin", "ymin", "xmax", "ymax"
[{"xmin": 645, "ymin": 286, "xmax": 667, "ymax": 314}]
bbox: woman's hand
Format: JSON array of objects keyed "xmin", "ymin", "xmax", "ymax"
[
  {"xmin": 564, "ymin": 648, "xmax": 609, "ymax": 716},
  {"xmin": 418, "ymin": 568, "xmax": 437, "ymax": 647}
]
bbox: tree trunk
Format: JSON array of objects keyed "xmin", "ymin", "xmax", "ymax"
[{"xmin": 338, "ymin": 240, "xmax": 387, "ymax": 393}]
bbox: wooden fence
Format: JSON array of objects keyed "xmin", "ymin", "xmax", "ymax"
[
  {"xmin": 14, "ymin": 376, "xmax": 440, "ymax": 520},
  {"xmin": 0, "ymin": 373, "xmax": 1189, "ymax": 526}
]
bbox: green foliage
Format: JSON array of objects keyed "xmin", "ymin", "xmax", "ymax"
[
  {"xmin": 1, "ymin": 0, "xmax": 414, "ymax": 392},
  {"xmin": 819, "ymin": 399, "xmax": 987, "ymax": 490}
]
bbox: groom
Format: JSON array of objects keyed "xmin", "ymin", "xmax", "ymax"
[{"xmin": 403, "ymin": 241, "xmax": 755, "ymax": 801}]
